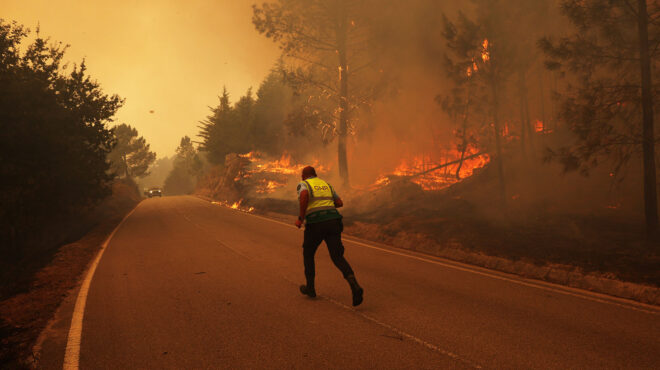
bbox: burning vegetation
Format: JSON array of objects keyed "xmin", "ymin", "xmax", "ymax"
[
  {"xmin": 367, "ymin": 151, "xmax": 490, "ymax": 191},
  {"xmin": 200, "ymin": 148, "xmax": 490, "ymax": 203},
  {"xmin": 2, "ymin": 1, "xmax": 659, "ymax": 368},
  {"xmin": 192, "ymin": 0, "xmax": 659, "ymax": 287},
  {"xmin": 235, "ymin": 152, "xmax": 328, "ymax": 195}
]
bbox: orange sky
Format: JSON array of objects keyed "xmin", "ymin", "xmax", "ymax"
[{"xmin": 1, "ymin": 0, "xmax": 281, "ymax": 156}]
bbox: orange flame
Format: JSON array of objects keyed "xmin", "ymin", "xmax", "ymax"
[
  {"xmin": 535, "ymin": 120, "xmax": 544, "ymax": 133},
  {"xmin": 241, "ymin": 151, "xmax": 328, "ymax": 176},
  {"xmin": 535, "ymin": 120, "xmax": 553, "ymax": 134},
  {"xmin": 481, "ymin": 39, "xmax": 490, "ymax": 62},
  {"xmin": 236, "ymin": 151, "xmax": 330, "ymax": 195},
  {"xmin": 211, "ymin": 199, "xmax": 254, "ymax": 213},
  {"xmin": 255, "ymin": 179, "xmax": 286, "ymax": 194},
  {"xmin": 369, "ymin": 151, "xmax": 490, "ymax": 191}
]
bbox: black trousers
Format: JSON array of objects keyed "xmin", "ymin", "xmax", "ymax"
[{"xmin": 303, "ymin": 218, "xmax": 354, "ymax": 285}]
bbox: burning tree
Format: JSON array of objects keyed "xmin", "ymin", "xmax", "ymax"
[
  {"xmin": 540, "ymin": 0, "xmax": 659, "ymax": 236},
  {"xmin": 440, "ymin": 12, "xmax": 512, "ymax": 206},
  {"xmin": 252, "ymin": 0, "xmax": 385, "ymax": 186},
  {"xmin": 438, "ymin": 31, "xmax": 491, "ymax": 181},
  {"xmin": 440, "ymin": 0, "xmax": 556, "ymax": 206}
]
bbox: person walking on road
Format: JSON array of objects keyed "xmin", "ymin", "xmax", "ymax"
[{"xmin": 295, "ymin": 166, "xmax": 363, "ymax": 306}]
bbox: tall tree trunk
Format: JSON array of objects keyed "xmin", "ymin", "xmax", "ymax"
[
  {"xmin": 518, "ymin": 70, "xmax": 534, "ymax": 156},
  {"xmin": 491, "ymin": 82, "xmax": 507, "ymax": 207},
  {"xmin": 518, "ymin": 71, "xmax": 528, "ymax": 156},
  {"xmin": 523, "ymin": 81, "xmax": 534, "ymax": 153},
  {"xmin": 122, "ymin": 154, "xmax": 130, "ymax": 178},
  {"xmin": 637, "ymin": 0, "xmax": 658, "ymax": 236},
  {"xmin": 538, "ymin": 70, "xmax": 547, "ymax": 133},
  {"xmin": 552, "ymin": 71, "xmax": 558, "ymax": 131},
  {"xmin": 336, "ymin": 1, "xmax": 350, "ymax": 187},
  {"xmin": 456, "ymin": 86, "xmax": 471, "ymax": 179}
]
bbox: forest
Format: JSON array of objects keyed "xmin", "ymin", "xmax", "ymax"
[
  {"xmin": 2, "ymin": 1, "xmax": 658, "ymax": 290},
  {"xmin": 190, "ymin": 0, "xmax": 659, "ymax": 287},
  {"xmin": 1, "ymin": 0, "xmax": 659, "ymax": 367},
  {"xmin": 0, "ymin": 21, "xmax": 157, "ymax": 297},
  {"xmin": 195, "ymin": 0, "xmax": 658, "ymax": 228}
]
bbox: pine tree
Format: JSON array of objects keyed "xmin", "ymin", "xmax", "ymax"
[
  {"xmin": 164, "ymin": 136, "xmax": 202, "ymax": 195},
  {"xmin": 197, "ymin": 87, "xmax": 255, "ymax": 164},
  {"xmin": 253, "ymin": 0, "xmax": 383, "ymax": 186},
  {"xmin": 540, "ymin": 0, "xmax": 659, "ymax": 236},
  {"xmin": 0, "ymin": 20, "xmax": 122, "ymax": 253},
  {"xmin": 108, "ymin": 123, "xmax": 156, "ymax": 179}
]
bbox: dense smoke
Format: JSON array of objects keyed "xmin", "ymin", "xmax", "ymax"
[{"xmin": 192, "ymin": 0, "xmax": 660, "ymax": 230}]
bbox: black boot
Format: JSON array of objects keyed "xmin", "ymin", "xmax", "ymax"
[
  {"xmin": 299, "ymin": 284, "xmax": 316, "ymax": 298},
  {"xmin": 346, "ymin": 275, "xmax": 363, "ymax": 306}
]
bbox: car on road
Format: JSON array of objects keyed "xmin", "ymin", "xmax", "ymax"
[{"xmin": 147, "ymin": 187, "xmax": 162, "ymax": 198}]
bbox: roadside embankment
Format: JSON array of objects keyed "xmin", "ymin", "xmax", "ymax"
[
  {"xmin": 210, "ymin": 197, "xmax": 660, "ymax": 307},
  {"xmin": 342, "ymin": 221, "xmax": 660, "ymax": 306},
  {"xmin": 0, "ymin": 178, "xmax": 141, "ymax": 368}
]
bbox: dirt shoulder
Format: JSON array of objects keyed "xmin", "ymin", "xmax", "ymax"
[{"xmin": 0, "ymin": 181, "xmax": 140, "ymax": 368}]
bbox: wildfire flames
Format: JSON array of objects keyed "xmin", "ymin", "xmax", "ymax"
[
  {"xmin": 235, "ymin": 152, "xmax": 328, "ymax": 195},
  {"xmin": 535, "ymin": 120, "xmax": 553, "ymax": 134},
  {"xmin": 255, "ymin": 179, "xmax": 284, "ymax": 194},
  {"xmin": 481, "ymin": 39, "xmax": 490, "ymax": 62},
  {"xmin": 466, "ymin": 39, "xmax": 490, "ymax": 77},
  {"xmin": 239, "ymin": 152, "xmax": 318, "ymax": 175},
  {"xmin": 231, "ymin": 149, "xmax": 489, "ymax": 196},
  {"xmin": 369, "ymin": 151, "xmax": 490, "ymax": 191},
  {"xmin": 211, "ymin": 199, "xmax": 255, "ymax": 213}
]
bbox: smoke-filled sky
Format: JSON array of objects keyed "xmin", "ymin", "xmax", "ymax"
[{"xmin": 1, "ymin": 0, "xmax": 280, "ymax": 156}]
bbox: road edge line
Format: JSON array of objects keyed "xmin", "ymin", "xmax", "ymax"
[
  {"xmin": 203, "ymin": 201, "xmax": 659, "ymax": 314},
  {"xmin": 62, "ymin": 205, "xmax": 138, "ymax": 370}
]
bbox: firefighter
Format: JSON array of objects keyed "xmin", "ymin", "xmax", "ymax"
[{"xmin": 295, "ymin": 166, "xmax": 363, "ymax": 306}]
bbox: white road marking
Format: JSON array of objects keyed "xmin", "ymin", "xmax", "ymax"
[
  {"xmin": 321, "ymin": 295, "xmax": 482, "ymax": 369},
  {"xmin": 188, "ymin": 204, "xmax": 481, "ymax": 367},
  {"xmin": 179, "ymin": 212, "xmax": 252, "ymax": 260},
  {"xmin": 272, "ymin": 269, "xmax": 482, "ymax": 368},
  {"xmin": 227, "ymin": 205, "xmax": 660, "ymax": 315},
  {"xmin": 183, "ymin": 202, "xmax": 481, "ymax": 366},
  {"xmin": 59, "ymin": 196, "xmax": 655, "ymax": 369},
  {"xmin": 343, "ymin": 237, "xmax": 660, "ymax": 315},
  {"xmin": 63, "ymin": 206, "xmax": 138, "ymax": 370}
]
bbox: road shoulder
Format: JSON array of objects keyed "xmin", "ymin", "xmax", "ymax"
[
  {"xmin": 210, "ymin": 198, "xmax": 660, "ymax": 307},
  {"xmin": 0, "ymin": 203, "xmax": 139, "ymax": 368}
]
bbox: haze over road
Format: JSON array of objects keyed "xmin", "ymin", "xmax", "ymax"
[{"xmin": 46, "ymin": 196, "xmax": 659, "ymax": 368}]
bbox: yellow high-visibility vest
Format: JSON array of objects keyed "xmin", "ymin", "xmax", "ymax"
[{"xmin": 303, "ymin": 177, "xmax": 335, "ymax": 216}]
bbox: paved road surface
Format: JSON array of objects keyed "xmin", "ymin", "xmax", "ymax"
[{"xmin": 43, "ymin": 196, "xmax": 660, "ymax": 368}]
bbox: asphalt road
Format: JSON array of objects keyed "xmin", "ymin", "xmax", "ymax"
[{"xmin": 46, "ymin": 196, "xmax": 660, "ymax": 369}]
